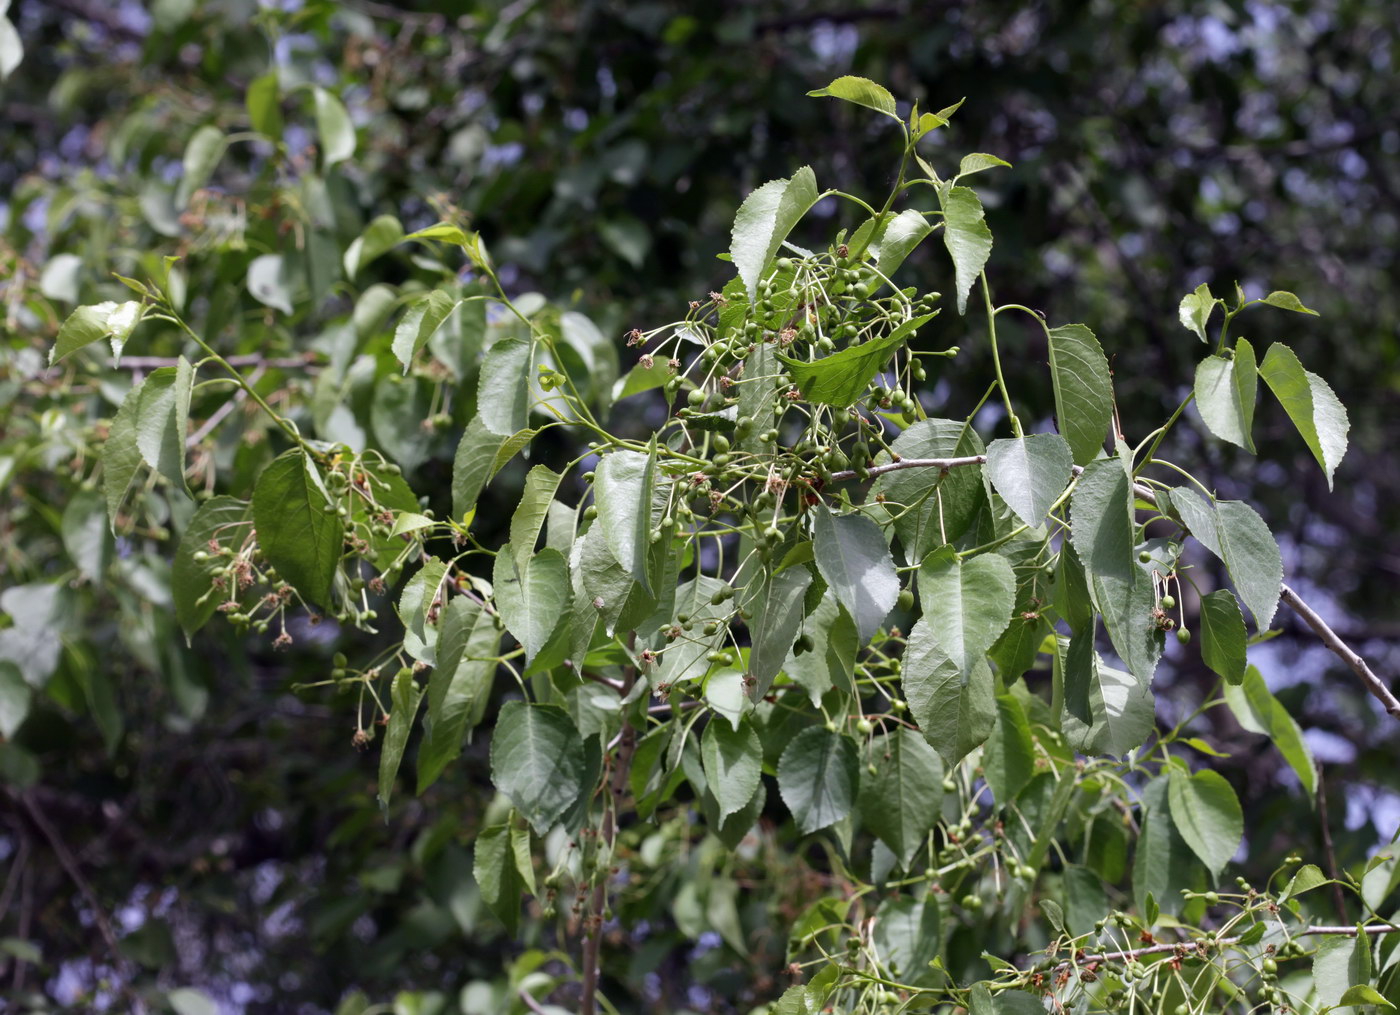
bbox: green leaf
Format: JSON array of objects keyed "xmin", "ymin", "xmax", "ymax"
[
  {"xmin": 133, "ymin": 358, "xmax": 194, "ymax": 494},
  {"xmin": 477, "ymin": 339, "xmax": 532, "ymax": 437},
  {"xmin": 1178, "ymin": 282, "xmax": 1220, "ymax": 342},
  {"xmin": 871, "ymin": 894, "xmax": 942, "ymax": 987},
  {"xmin": 473, "ymin": 824, "xmax": 524, "ymax": 934},
  {"xmin": 915, "ymin": 546, "xmax": 1016, "ymax": 679},
  {"xmin": 50, "ymin": 301, "xmax": 143, "ymax": 365},
  {"xmin": 246, "ymin": 253, "xmax": 295, "ymax": 314},
  {"xmin": 1053, "ymin": 541, "xmax": 1094, "ymax": 634},
  {"xmin": 343, "ymin": 214, "xmax": 405, "ymax": 279},
  {"xmin": 61, "ymin": 488, "xmax": 112, "ymax": 583},
  {"xmin": 777, "ymin": 726, "xmax": 858, "ymax": 835},
  {"xmin": 812, "ymin": 507, "xmax": 899, "ymax": 643},
  {"xmin": 245, "ymin": 72, "xmax": 282, "ymax": 138},
  {"xmin": 806, "ymin": 76, "xmax": 898, "ymax": 118},
  {"xmin": 903, "ymin": 616, "xmax": 996, "ymax": 766},
  {"xmin": 172, "ymin": 496, "xmax": 252, "ymax": 638},
  {"xmin": 1070, "ymin": 456, "xmax": 1136, "ymax": 582},
  {"xmin": 1338, "ymin": 984, "xmax": 1395, "ymax": 1010},
  {"xmin": 102, "ymin": 391, "xmax": 144, "ymax": 527},
  {"xmin": 655, "ymin": 576, "xmax": 730, "ymax": 687},
  {"xmin": 508, "ymin": 465, "xmax": 563, "ymax": 575},
  {"xmin": 1258, "ymin": 342, "xmax": 1349, "ymax": 489},
  {"xmin": 168, "ymin": 988, "xmax": 218, "ymax": 1015},
  {"xmin": 397, "ymin": 557, "xmax": 447, "ymax": 664},
  {"xmin": 873, "ymin": 418, "xmax": 987, "ymax": 559},
  {"xmin": 377, "ymin": 667, "xmax": 423, "ymax": 810},
  {"xmin": 1223, "ymin": 665, "xmax": 1316, "ymax": 797},
  {"xmin": 939, "ymin": 185, "xmax": 993, "ymax": 315},
  {"xmin": 1194, "ymin": 343, "xmax": 1257, "ymax": 453},
  {"xmin": 747, "ymin": 565, "xmax": 813, "ymax": 700},
  {"xmin": 871, "ymin": 208, "xmax": 934, "ymax": 278},
  {"xmin": 1258, "ymin": 290, "xmax": 1319, "ymax": 316},
  {"xmin": 1199, "ymin": 589, "xmax": 1247, "ymax": 684},
  {"xmin": 701, "ymin": 716, "xmax": 762, "ymax": 822},
  {"xmin": 1314, "ymin": 933, "xmax": 1372, "ymax": 1010},
  {"xmin": 983, "ymin": 694, "xmax": 1035, "ymax": 806},
  {"xmin": 859, "ymin": 726, "xmax": 942, "ymax": 868},
  {"xmin": 451, "ymin": 416, "xmax": 534, "ymax": 521},
  {"xmin": 1046, "ymin": 323, "xmax": 1113, "ymax": 465},
  {"xmin": 1279, "ymin": 863, "xmax": 1328, "ymax": 903},
  {"xmin": 593, "ymin": 444, "xmax": 658, "ymax": 594},
  {"xmin": 176, "ymin": 124, "xmax": 225, "ymax": 207},
  {"xmin": 985, "ymin": 434, "xmax": 1073, "ymax": 528},
  {"xmin": 1167, "ymin": 489, "xmax": 1282, "ymax": 631},
  {"xmin": 968, "ymin": 984, "xmax": 1045, "ymax": 1015},
  {"xmin": 730, "ymin": 166, "xmax": 821, "ymax": 303},
  {"xmin": 0, "ymin": 13, "xmax": 22, "ymax": 81},
  {"xmin": 492, "ymin": 547, "xmax": 569, "ymax": 664},
  {"xmin": 418, "ymin": 597, "xmax": 501, "ymax": 792},
  {"xmin": 1167, "ymin": 768, "xmax": 1243, "ymax": 877},
  {"xmin": 1133, "ymin": 777, "xmax": 1207, "ymax": 918},
  {"xmin": 0, "ymin": 661, "xmax": 30, "ymax": 739},
  {"xmin": 490, "ymin": 702, "xmax": 587, "ymax": 835},
  {"xmin": 1060, "ymin": 639, "xmax": 1155, "ymax": 757},
  {"xmin": 955, "ymin": 152, "xmax": 1013, "ymax": 180},
  {"xmin": 313, "ymin": 86, "xmax": 355, "ymax": 167},
  {"xmin": 776, "ymin": 313, "xmax": 935, "ymax": 407},
  {"xmin": 251, "ymin": 450, "xmax": 343, "ymax": 608},
  {"xmin": 782, "ymin": 591, "xmax": 857, "ymax": 706}
]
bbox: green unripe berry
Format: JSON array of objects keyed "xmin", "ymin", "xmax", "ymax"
[
  {"xmin": 1262, "ymin": 957, "xmax": 1278, "ymax": 975},
  {"xmin": 583, "ymin": 505, "xmax": 599, "ymax": 521},
  {"xmin": 855, "ymin": 718, "xmax": 874, "ymax": 735},
  {"xmin": 1203, "ymin": 891, "xmax": 1219, "ymax": 905},
  {"xmin": 942, "ymin": 777, "xmax": 957, "ymax": 792},
  {"xmin": 1176, "ymin": 628, "xmax": 1192, "ymax": 644},
  {"xmin": 960, "ymin": 894, "xmax": 982, "ymax": 911},
  {"xmin": 332, "ymin": 652, "xmax": 348, "ymax": 668},
  {"xmin": 687, "ymin": 388, "xmax": 706, "ymax": 407},
  {"xmin": 1139, "ymin": 549, "xmax": 1153, "ymax": 563},
  {"xmin": 897, "ymin": 589, "xmax": 915, "ymax": 611},
  {"xmin": 1160, "ymin": 594, "xmax": 1176, "ymax": 609}
]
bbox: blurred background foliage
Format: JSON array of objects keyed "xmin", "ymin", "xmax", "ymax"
[{"xmin": 0, "ymin": 0, "xmax": 1397, "ymax": 1012}]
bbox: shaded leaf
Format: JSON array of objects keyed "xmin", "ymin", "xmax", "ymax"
[
  {"xmin": 1047, "ymin": 323, "xmax": 1113, "ymax": 465},
  {"xmin": 493, "ymin": 547, "xmax": 569, "ymax": 663},
  {"xmin": 418, "ymin": 597, "xmax": 502, "ymax": 792},
  {"xmin": 1167, "ymin": 768, "xmax": 1243, "ymax": 876},
  {"xmin": 478, "ymin": 338, "xmax": 533, "ymax": 437},
  {"xmin": 251, "ymin": 450, "xmax": 342, "ymax": 608},
  {"xmin": 1199, "ymin": 589, "xmax": 1247, "ymax": 684},
  {"xmin": 1194, "ymin": 343, "xmax": 1257, "ymax": 453},
  {"xmin": 986, "ymin": 434, "xmax": 1073, "ymax": 528},
  {"xmin": 777, "ymin": 726, "xmax": 858, "ymax": 835},
  {"xmin": 490, "ymin": 702, "xmax": 587, "ymax": 835},
  {"xmin": 1070, "ymin": 456, "xmax": 1135, "ymax": 582},
  {"xmin": 915, "ymin": 546, "xmax": 1016, "ymax": 679},
  {"xmin": 812, "ymin": 507, "xmax": 899, "ymax": 643},
  {"xmin": 313, "ymin": 87, "xmax": 355, "ymax": 167},
  {"xmin": 701, "ymin": 716, "xmax": 762, "ymax": 822},
  {"xmin": 860, "ymin": 726, "xmax": 942, "ymax": 868},
  {"xmin": 376, "ymin": 667, "xmax": 422, "ymax": 810},
  {"xmin": 172, "ymin": 496, "xmax": 252, "ymax": 638}
]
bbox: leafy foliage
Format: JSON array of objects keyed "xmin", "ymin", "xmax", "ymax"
[{"xmin": 2, "ymin": 16, "xmax": 1397, "ymax": 1013}]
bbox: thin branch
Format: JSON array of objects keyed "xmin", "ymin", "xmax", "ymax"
[
  {"xmin": 580, "ymin": 636, "xmax": 639, "ymax": 1015},
  {"xmin": 14, "ymin": 790, "xmax": 122, "ymax": 956},
  {"xmin": 113, "ymin": 354, "xmax": 315, "ymax": 371},
  {"xmin": 826, "ymin": 454, "xmax": 987, "ymax": 483},
  {"xmin": 1281, "ymin": 584, "xmax": 1400, "ymax": 720},
  {"xmin": 1057, "ymin": 923, "xmax": 1398, "ymax": 975},
  {"xmin": 1315, "ymin": 766, "xmax": 1349, "ymax": 922},
  {"xmin": 187, "ymin": 364, "xmax": 264, "ymax": 447}
]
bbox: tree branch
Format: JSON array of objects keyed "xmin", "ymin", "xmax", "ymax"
[
  {"xmin": 580, "ymin": 636, "xmax": 638, "ymax": 1015},
  {"xmin": 1065, "ymin": 923, "xmax": 1397, "ymax": 969}
]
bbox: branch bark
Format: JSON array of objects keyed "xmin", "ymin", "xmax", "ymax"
[{"xmin": 580, "ymin": 638, "xmax": 639, "ymax": 1015}]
